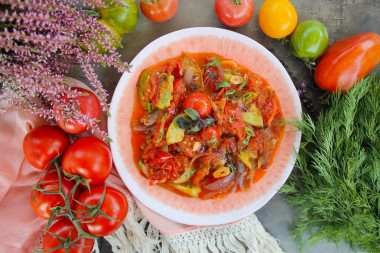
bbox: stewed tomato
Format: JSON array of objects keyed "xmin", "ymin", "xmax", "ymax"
[
  {"xmin": 200, "ymin": 126, "xmax": 220, "ymax": 143},
  {"xmin": 183, "ymin": 92, "xmax": 212, "ymax": 118}
]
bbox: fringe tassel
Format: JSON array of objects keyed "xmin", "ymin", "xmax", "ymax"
[{"xmin": 99, "ymin": 198, "xmax": 284, "ymax": 253}]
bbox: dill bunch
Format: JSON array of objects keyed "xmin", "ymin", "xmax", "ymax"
[{"xmin": 281, "ymin": 75, "xmax": 380, "ymax": 252}]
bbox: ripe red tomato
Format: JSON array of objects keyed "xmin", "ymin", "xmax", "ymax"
[
  {"xmin": 31, "ymin": 171, "xmax": 80, "ymax": 219},
  {"xmin": 53, "ymin": 87, "xmax": 100, "ymax": 134},
  {"xmin": 62, "ymin": 137, "xmax": 112, "ymax": 186},
  {"xmin": 43, "ymin": 218, "xmax": 95, "ymax": 253},
  {"xmin": 200, "ymin": 126, "xmax": 220, "ymax": 143},
  {"xmin": 140, "ymin": 0, "xmax": 178, "ymax": 22},
  {"xmin": 214, "ymin": 0, "xmax": 254, "ymax": 27},
  {"xmin": 315, "ymin": 32, "xmax": 380, "ymax": 93},
  {"xmin": 183, "ymin": 92, "xmax": 212, "ymax": 118},
  {"xmin": 23, "ymin": 125, "xmax": 70, "ymax": 170},
  {"xmin": 75, "ymin": 186, "xmax": 128, "ymax": 237}
]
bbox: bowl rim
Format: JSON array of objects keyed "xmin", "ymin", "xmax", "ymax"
[{"xmin": 108, "ymin": 27, "xmax": 302, "ymax": 226}]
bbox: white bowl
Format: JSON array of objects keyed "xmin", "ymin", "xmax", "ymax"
[{"xmin": 108, "ymin": 27, "xmax": 302, "ymax": 226}]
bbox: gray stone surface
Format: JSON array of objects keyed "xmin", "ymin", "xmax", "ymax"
[{"xmin": 70, "ymin": 0, "xmax": 379, "ymax": 252}]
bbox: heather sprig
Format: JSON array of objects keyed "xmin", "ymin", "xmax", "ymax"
[{"xmin": 0, "ymin": 0, "xmax": 129, "ymax": 140}]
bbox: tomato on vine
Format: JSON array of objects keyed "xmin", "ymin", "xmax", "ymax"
[
  {"xmin": 75, "ymin": 186, "xmax": 128, "ymax": 237},
  {"xmin": 214, "ymin": 0, "xmax": 254, "ymax": 27},
  {"xmin": 258, "ymin": 0, "xmax": 298, "ymax": 39},
  {"xmin": 62, "ymin": 136, "xmax": 112, "ymax": 186},
  {"xmin": 31, "ymin": 171, "xmax": 80, "ymax": 220},
  {"xmin": 43, "ymin": 218, "xmax": 95, "ymax": 253},
  {"xmin": 23, "ymin": 125, "xmax": 70, "ymax": 170},
  {"xmin": 140, "ymin": 0, "xmax": 178, "ymax": 22}
]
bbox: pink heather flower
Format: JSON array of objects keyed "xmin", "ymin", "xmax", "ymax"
[{"xmin": 0, "ymin": 0, "xmax": 130, "ymax": 141}]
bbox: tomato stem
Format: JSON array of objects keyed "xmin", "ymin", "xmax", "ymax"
[{"xmin": 231, "ymin": 0, "xmax": 242, "ymax": 5}]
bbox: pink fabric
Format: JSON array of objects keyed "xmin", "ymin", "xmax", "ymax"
[{"xmin": 0, "ymin": 79, "xmax": 219, "ymax": 252}]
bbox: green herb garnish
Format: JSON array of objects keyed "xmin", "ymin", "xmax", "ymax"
[
  {"xmin": 228, "ymin": 117, "xmax": 239, "ymax": 123},
  {"xmin": 186, "ymin": 169, "xmax": 197, "ymax": 179},
  {"xmin": 207, "ymin": 138, "xmax": 217, "ymax": 144},
  {"xmin": 155, "ymin": 129, "xmax": 165, "ymax": 143},
  {"xmin": 224, "ymin": 89, "xmax": 235, "ymax": 96},
  {"xmin": 184, "ymin": 108, "xmax": 200, "ymax": 121},
  {"xmin": 138, "ymin": 160, "xmax": 143, "ymax": 169},
  {"xmin": 216, "ymin": 81, "xmax": 231, "ymax": 90},
  {"xmin": 242, "ymin": 92, "xmax": 252, "ymax": 100},
  {"xmin": 161, "ymin": 112, "xmax": 168, "ymax": 123},
  {"xmin": 281, "ymin": 75, "xmax": 380, "ymax": 252},
  {"xmin": 242, "ymin": 127, "xmax": 255, "ymax": 145},
  {"xmin": 174, "ymin": 116, "xmax": 191, "ymax": 129},
  {"xmin": 205, "ymin": 56, "xmax": 219, "ymax": 67},
  {"xmin": 239, "ymin": 81, "xmax": 247, "ymax": 89}
]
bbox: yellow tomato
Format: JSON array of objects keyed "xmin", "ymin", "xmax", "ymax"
[{"xmin": 258, "ymin": 0, "xmax": 298, "ymax": 39}]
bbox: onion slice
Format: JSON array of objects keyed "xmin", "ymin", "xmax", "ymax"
[{"xmin": 202, "ymin": 173, "xmax": 236, "ymax": 191}]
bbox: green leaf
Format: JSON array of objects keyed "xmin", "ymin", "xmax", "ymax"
[
  {"xmin": 187, "ymin": 123, "xmax": 201, "ymax": 134},
  {"xmin": 186, "ymin": 169, "xmax": 197, "ymax": 179},
  {"xmin": 138, "ymin": 160, "xmax": 143, "ymax": 169},
  {"xmin": 184, "ymin": 108, "xmax": 200, "ymax": 121},
  {"xmin": 155, "ymin": 129, "xmax": 165, "ymax": 143},
  {"xmin": 224, "ymin": 89, "xmax": 236, "ymax": 96},
  {"xmin": 207, "ymin": 138, "xmax": 217, "ymax": 144},
  {"xmin": 239, "ymin": 81, "xmax": 247, "ymax": 89},
  {"xmin": 80, "ymin": 92, "xmax": 90, "ymax": 96},
  {"xmin": 216, "ymin": 81, "xmax": 231, "ymax": 90},
  {"xmin": 245, "ymin": 127, "xmax": 255, "ymax": 136},
  {"xmin": 205, "ymin": 56, "xmax": 220, "ymax": 67},
  {"xmin": 175, "ymin": 116, "xmax": 191, "ymax": 129}
]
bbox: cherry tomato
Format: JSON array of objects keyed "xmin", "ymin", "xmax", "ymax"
[
  {"xmin": 62, "ymin": 137, "xmax": 112, "ymax": 186},
  {"xmin": 200, "ymin": 126, "xmax": 220, "ymax": 143},
  {"xmin": 31, "ymin": 171, "xmax": 80, "ymax": 219},
  {"xmin": 258, "ymin": 0, "xmax": 297, "ymax": 39},
  {"xmin": 23, "ymin": 125, "xmax": 70, "ymax": 170},
  {"xmin": 214, "ymin": 0, "xmax": 254, "ymax": 27},
  {"xmin": 140, "ymin": 0, "xmax": 178, "ymax": 22},
  {"xmin": 43, "ymin": 218, "xmax": 95, "ymax": 253},
  {"xmin": 314, "ymin": 32, "xmax": 380, "ymax": 93},
  {"xmin": 99, "ymin": 0, "xmax": 139, "ymax": 34},
  {"xmin": 53, "ymin": 87, "xmax": 100, "ymax": 134},
  {"xmin": 75, "ymin": 186, "xmax": 128, "ymax": 237},
  {"xmin": 183, "ymin": 92, "xmax": 212, "ymax": 118}
]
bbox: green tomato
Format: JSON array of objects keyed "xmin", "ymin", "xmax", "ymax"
[
  {"xmin": 82, "ymin": 19, "xmax": 122, "ymax": 54},
  {"xmin": 289, "ymin": 20, "xmax": 329, "ymax": 62},
  {"xmin": 99, "ymin": 0, "xmax": 139, "ymax": 35}
]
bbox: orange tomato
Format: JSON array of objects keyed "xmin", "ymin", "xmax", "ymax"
[{"xmin": 258, "ymin": 0, "xmax": 297, "ymax": 39}]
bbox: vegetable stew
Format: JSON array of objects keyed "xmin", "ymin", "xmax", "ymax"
[{"xmin": 131, "ymin": 52, "xmax": 284, "ymax": 200}]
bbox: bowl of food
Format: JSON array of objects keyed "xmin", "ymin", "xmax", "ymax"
[{"xmin": 108, "ymin": 27, "xmax": 302, "ymax": 226}]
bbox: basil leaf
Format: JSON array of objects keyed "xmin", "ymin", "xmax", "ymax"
[
  {"xmin": 187, "ymin": 123, "xmax": 201, "ymax": 134},
  {"xmin": 200, "ymin": 117, "xmax": 215, "ymax": 128},
  {"xmin": 184, "ymin": 108, "xmax": 200, "ymax": 121},
  {"xmin": 207, "ymin": 138, "xmax": 217, "ymax": 144},
  {"xmin": 205, "ymin": 56, "xmax": 219, "ymax": 67},
  {"xmin": 175, "ymin": 116, "xmax": 191, "ymax": 129},
  {"xmin": 216, "ymin": 81, "xmax": 231, "ymax": 90}
]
